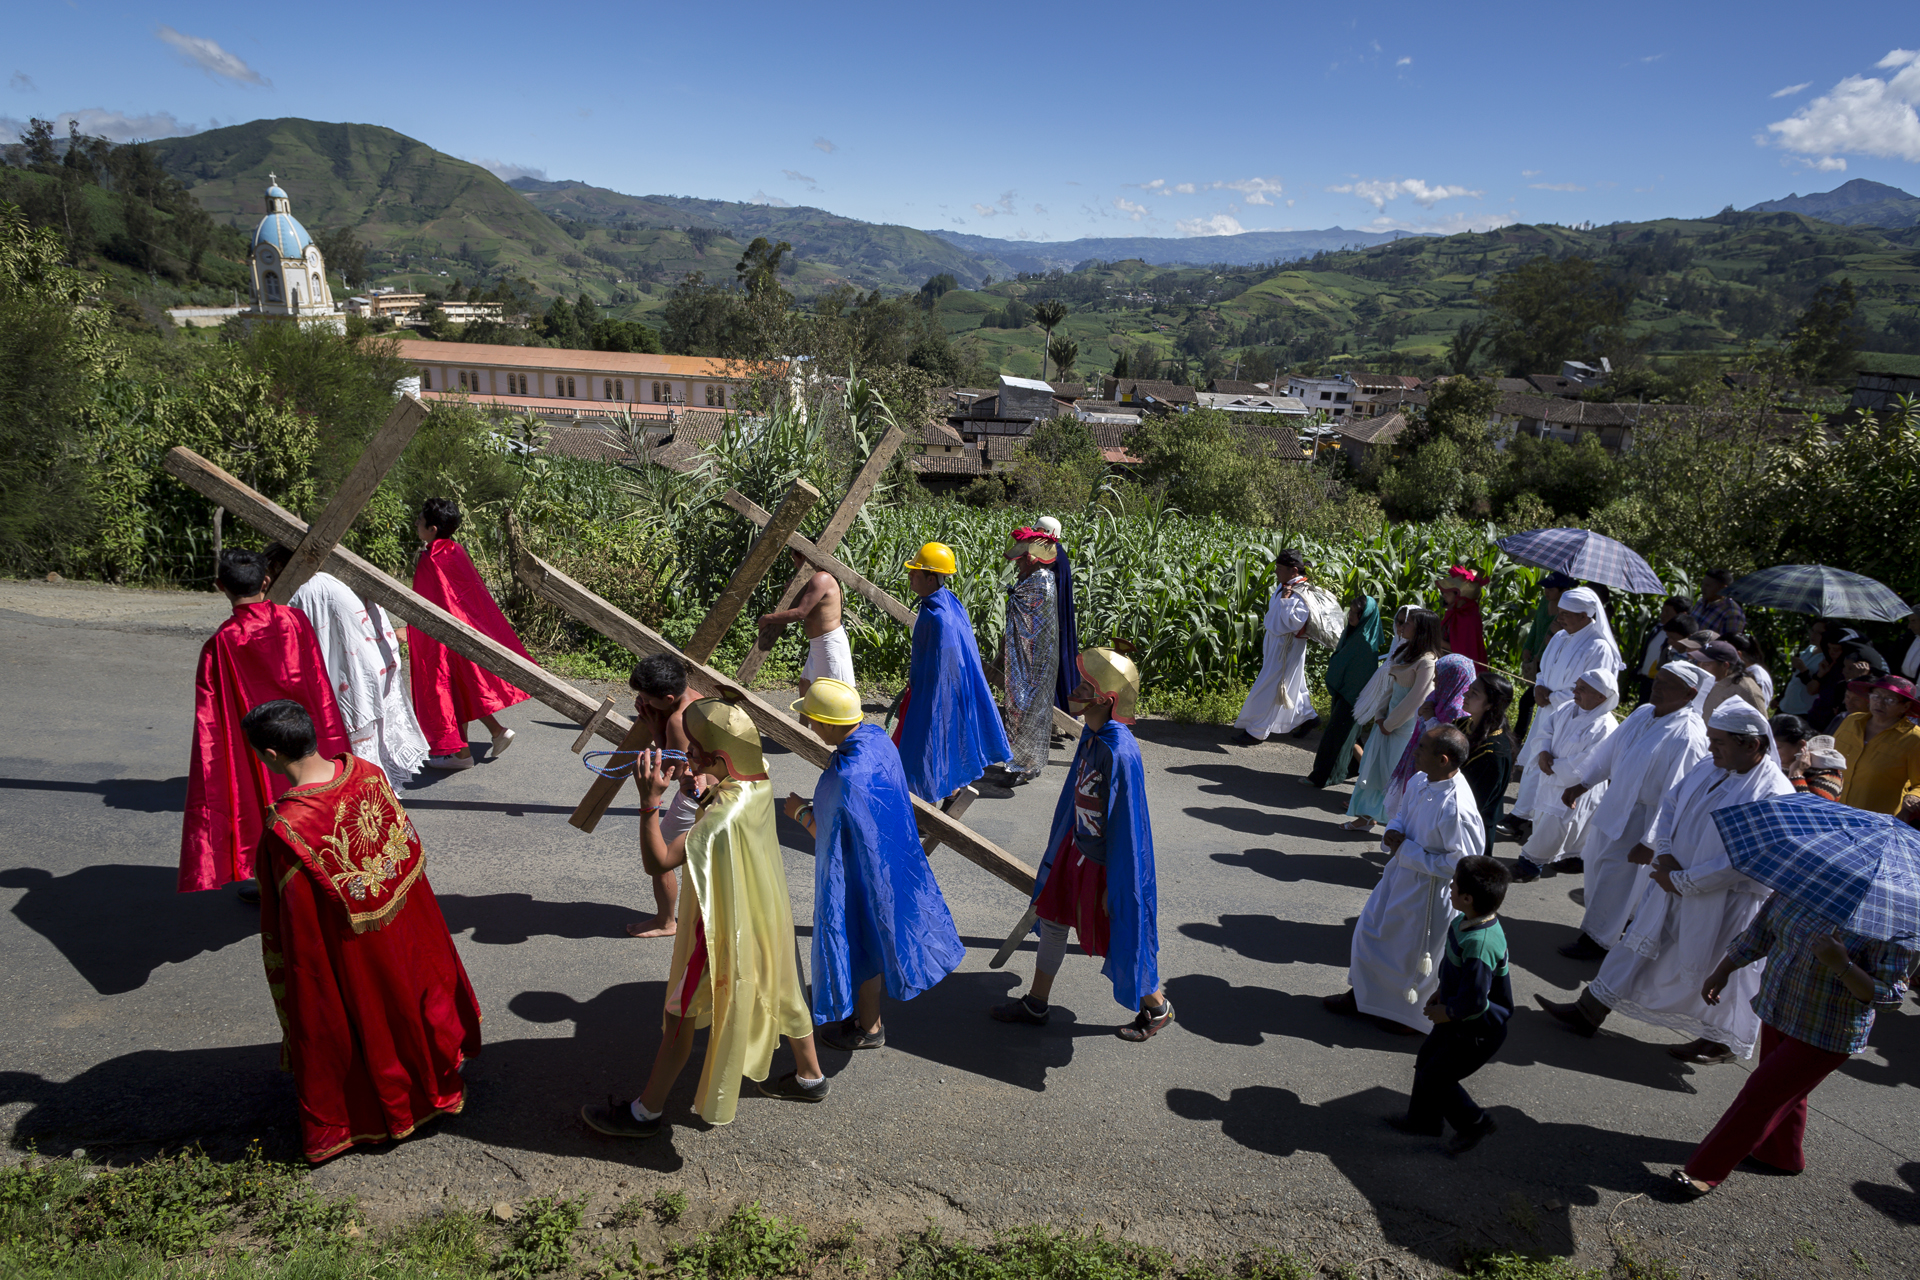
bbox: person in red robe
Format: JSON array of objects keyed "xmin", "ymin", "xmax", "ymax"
[
  {"xmin": 181, "ymin": 549, "xmax": 350, "ymax": 901},
  {"xmin": 1438, "ymin": 566, "xmax": 1489, "ymax": 672},
  {"xmin": 408, "ymin": 497, "xmax": 532, "ymax": 770},
  {"xmin": 244, "ymin": 698, "xmax": 483, "ymax": 1163}
]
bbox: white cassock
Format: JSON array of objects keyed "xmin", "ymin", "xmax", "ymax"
[
  {"xmin": 1573, "ymin": 703, "xmax": 1709, "ymax": 948},
  {"xmin": 1233, "ymin": 584, "xmax": 1313, "ymax": 738},
  {"xmin": 1515, "ymin": 693, "xmax": 1617, "ymax": 864},
  {"xmin": 1588, "ymin": 753, "xmax": 1793, "ymax": 1057},
  {"xmin": 288, "ymin": 571, "xmax": 430, "ymax": 789},
  {"xmin": 1349, "ymin": 770, "xmax": 1486, "ymax": 1031},
  {"xmin": 1514, "ymin": 624, "xmax": 1619, "ymax": 816}
]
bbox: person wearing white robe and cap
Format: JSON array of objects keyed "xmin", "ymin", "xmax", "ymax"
[
  {"xmin": 1554, "ymin": 660, "xmax": 1713, "ymax": 960},
  {"xmin": 1507, "ymin": 587, "xmax": 1623, "ymax": 838},
  {"xmin": 1325, "ymin": 725, "xmax": 1487, "ymax": 1035},
  {"xmin": 1233, "ymin": 549, "xmax": 1319, "ymax": 743},
  {"xmin": 1511, "ymin": 667, "xmax": 1620, "ymax": 882},
  {"xmin": 1535, "ymin": 700, "xmax": 1792, "ymax": 1064}
]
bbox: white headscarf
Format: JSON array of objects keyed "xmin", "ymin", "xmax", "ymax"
[
  {"xmin": 1663, "ymin": 658, "xmax": 1716, "ymax": 712},
  {"xmin": 1558, "ymin": 587, "xmax": 1623, "ymax": 671},
  {"xmin": 1558, "ymin": 666, "xmax": 1623, "ymax": 756},
  {"xmin": 1710, "ymin": 699, "xmax": 1773, "ymax": 741}
]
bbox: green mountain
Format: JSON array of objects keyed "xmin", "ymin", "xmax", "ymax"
[
  {"xmin": 928, "ymin": 226, "xmax": 1425, "ymax": 273},
  {"xmin": 1746, "ymin": 180, "xmax": 1920, "ymax": 229}
]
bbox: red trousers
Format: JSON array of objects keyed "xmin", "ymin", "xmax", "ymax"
[{"xmin": 1684, "ymin": 1022, "xmax": 1849, "ymax": 1186}]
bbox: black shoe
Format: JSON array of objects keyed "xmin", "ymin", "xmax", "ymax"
[
  {"xmin": 1448, "ymin": 1116, "xmax": 1499, "ymax": 1155},
  {"xmin": 1511, "ymin": 858, "xmax": 1544, "ymax": 884},
  {"xmin": 989, "ymin": 995, "xmax": 1051, "ymax": 1025},
  {"xmin": 758, "ymin": 1072, "xmax": 830, "ymax": 1103},
  {"xmin": 818, "ymin": 1017, "xmax": 885, "ymax": 1052},
  {"xmin": 1558, "ymin": 933, "xmax": 1608, "ymax": 961},
  {"xmin": 1288, "ymin": 718, "xmax": 1320, "ymax": 740},
  {"xmin": 1533, "ymin": 994, "xmax": 1598, "ymax": 1038},
  {"xmin": 1385, "ymin": 1114, "xmax": 1443, "ymax": 1137},
  {"xmin": 1234, "ymin": 731, "xmax": 1266, "ymax": 746},
  {"xmin": 1557, "ymin": 856, "xmax": 1585, "ymax": 874},
  {"xmin": 1322, "ymin": 990, "xmax": 1359, "ymax": 1017},
  {"xmin": 579, "ymin": 1096, "xmax": 662, "ymax": 1138},
  {"xmin": 235, "ymin": 879, "xmax": 261, "ymax": 906},
  {"xmin": 972, "ymin": 780, "xmax": 1016, "ymax": 799}
]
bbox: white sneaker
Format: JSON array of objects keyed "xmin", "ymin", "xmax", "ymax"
[
  {"xmin": 425, "ymin": 752, "xmax": 476, "ymax": 771},
  {"xmin": 490, "ymin": 728, "xmax": 516, "ymax": 759}
]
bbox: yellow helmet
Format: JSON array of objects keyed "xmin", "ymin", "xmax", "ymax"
[
  {"xmin": 684, "ymin": 697, "xmax": 768, "ymax": 781},
  {"xmin": 791, "ymin": 678, "xmax": 863, "ymax": 725},
  {"xmin": 1075, "ymin": 647, "xmax": 1140, "ymax": 724},
  {"xmin": 904, "ymin": 541, "xmax": 957, "ymax": 575}
]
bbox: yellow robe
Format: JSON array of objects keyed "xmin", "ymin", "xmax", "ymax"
[{"xmin": 663, "ymin": 777, "xmax": 813, "ymax": 1124}]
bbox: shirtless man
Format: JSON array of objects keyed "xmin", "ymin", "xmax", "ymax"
[
  {"xmin": 758, "ymin": 549, "xmax": 855, "ymax": 695},
  {"xmin": 625, "ymin": 654, "xmax": 707, "ymax": 939}
]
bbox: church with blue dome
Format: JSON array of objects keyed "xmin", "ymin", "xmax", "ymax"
[{"xmin": 247, "ymin": 175, "xmax": 343, "ymax": 330}]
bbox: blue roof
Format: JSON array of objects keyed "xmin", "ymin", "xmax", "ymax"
[
  {"xmin": 266, "ymin": 184, "xmax": 288, "ymax": 198},
  {"xmin": 253, "ymin": 211, "xmax": 311, "ymax": 258}
]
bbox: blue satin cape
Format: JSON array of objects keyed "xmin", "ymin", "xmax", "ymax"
[
  {"xmin": 1050, "ymin": 549, "xmax": 1081, "ymax": 712},
  {"xmin": 1030, "ymin": 719, "xmax": 1159, "ymax": 1009},
  {"xmin": 810, "ymin": 724, "xmax": 966, "ymax": 1023},
  {"xmin": 898, "ymin": 587, "xmax": 1011, "ymax": 801}
]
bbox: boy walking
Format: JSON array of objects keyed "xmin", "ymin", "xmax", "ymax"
[{"xmin": 1388, "ymin": 855, "xmax": 1512, "ymax": 1154}]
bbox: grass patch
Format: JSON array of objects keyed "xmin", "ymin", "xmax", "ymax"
[
  {"xmin": 1139, "ymin": 682, "xmax": 1251, "ymax": 725},
  {"xmin": 666, "ymin": 1201, "xmax": 809, "ymax": 1278},
  {"xmin": 496, "ymin": 1195, "xmax": 583, "ymax": 1279},
  {"xmin": 1463, "ymin": 1253, "xmax": 1604, "ymax": 1280}
]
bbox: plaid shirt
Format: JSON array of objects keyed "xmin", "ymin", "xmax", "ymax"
[
  {"xmin": 1694, "ymin": 594, "xmax": 1747, "ymax": 639},
  {"xmin": 1726, "ymin": 896, "xmax": 1914, "ymax": 1054}
]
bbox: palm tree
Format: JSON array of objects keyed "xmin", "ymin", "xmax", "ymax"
[
  {"xmin": 1048, "ymin": 337, "xmax": 1079, "ymax": 383},
  {"xmin": 1032, "ymin": 300, "xmax": 1070, "ymax": 381}
]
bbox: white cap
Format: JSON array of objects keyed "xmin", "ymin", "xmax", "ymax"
[{"xmin": 1709, "ymin": 700, "xmax": 1771, "ymax": 737}]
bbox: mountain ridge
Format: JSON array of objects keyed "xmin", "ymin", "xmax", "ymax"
[
  {"xmin": 1744, "ymin": 179, "xmax": 1920, "ymax": 228},
  {"xmin": 925, "ymin": 225, "xmax": 1428, "ymax": 273}
]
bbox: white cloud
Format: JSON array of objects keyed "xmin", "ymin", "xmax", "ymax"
[
  {"xmin": 1176, "ymin": 214, "xmax": 1246, "ymax": 236},
  {"xmin": 155, "ymin": 26, "xmax": 268, "ymax": 86},
  {"xmin": 813, "ymin": 136, "xmax": 836, "ymax": 153},
  {"xmin": 1763, "ymin": 49, "xmax": 1920, "ymax": 164},
  {"xmin": 783, "ymin": 168, "xmax": 817, "ymax": 184},
  {"xmin": 9, "ymin": 72, "xmax": 34, "ymax": 92},
  {"xmin": 1368, "ymin": 210, "xmax": 1518, "ymax": 235},
  {"xmin": 1771, "ymin": 82, "xmax": 1812, "ymax": 98},
  {"xmin": 1529, "ymin": 181, "xmax": 1586, "ymax": 191},
  {"xmin": 1032, "ymin": 203, "xmax": 1048, "ymax": 215},
  {"xmin": 1805, "ymin": 155, "xmax": 1850, "ymax": 171},
  {"xmin": 1113, "ymin": 197, "xmax": 1150, "ymax": 221},
  {"xmin": 473, "ymin": 157, "xmax": 545, "ymax": 182},
  {"xmin": 751, "ymin": 190, "xmax": 792, "ymax": 207},
  {"xmin": 1212, "ymin": 176, "xmax": 1284, "ymax": 201},
  {"xmin": 972, "ymin": 190, "xmax": 1018, "ymax": 217},
  {"xmin": 1396, "ymin": 56, "xmax": 1411, "ymax": 66},
  {"xmin": 1173, "ymin": 182, "xmax": 1195, "ymax": 194},
  {"xmin": 1328, "ymin": 177, "xmax": 1481, "ymax": 209},
  {"xmin": 1521, "ymin": 169, "xmax": 1542, "ymax": 176},
  {"xmin": 3, "ymin": 108, "xmax": 201, "ymax": 143}
]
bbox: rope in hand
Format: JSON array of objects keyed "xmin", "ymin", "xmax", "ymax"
[{"xmin": 582, "ymin": 748, "xmax": 686, "ymax": 779}]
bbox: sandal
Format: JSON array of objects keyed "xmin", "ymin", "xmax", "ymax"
[
  {"xmin": 1667, "ymin": 1169, "xmax": 1713, "ymax": 1199},
  {"xmin": 1117, "ymin": 1000, "xmax": 1174, "ymax": 1042},
  {"xmin": 1341, "ymin": 818, "xmax": 1375, "ymax": 834}
]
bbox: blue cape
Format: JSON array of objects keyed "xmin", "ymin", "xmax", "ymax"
[
  {"xmin": 1030, "ymin": 719, "xmax": 1159, "ymax": 1009},
  {"xmin": 1051, "ymin": 549, "xmax": 1081, "ymax": 712},
  {"xmin": 810, "ymin": 724, "xmax": 965, "ymax": 1024},
  {"xmin": 898, "ymin": 586, "xmax": 1011, "ymax": 801}
]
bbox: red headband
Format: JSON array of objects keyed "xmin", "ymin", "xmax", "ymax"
[
  {"xmin": 1447, "ymin": 565, "xmax": 1482, "ymax": 584},
  {"xmin": 1011, "ymin": 526, "xmax": 1059, "ymax": 544}
]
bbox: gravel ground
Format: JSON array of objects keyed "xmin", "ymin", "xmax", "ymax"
[{"xmin": 1, "ymin": 578, "xmax": 1915, "ymax": 1277}]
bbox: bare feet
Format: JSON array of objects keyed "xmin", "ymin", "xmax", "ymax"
[{"xmin": 626, "ymin": 916, "xmax": 677, "ymax": 939}]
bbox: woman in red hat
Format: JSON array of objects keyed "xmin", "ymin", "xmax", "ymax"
[
  {"xmin": 1437, "ymin": 567, "xmax": 1487, "ymax": 672},
  {"xmin": 1832, "ymin": 675, "xmax": 1920, "ymax": 815}
]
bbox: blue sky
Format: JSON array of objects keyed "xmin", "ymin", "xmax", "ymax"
[{"xmin": 6, "ymin": 2, "xmax": 1919, "ymax": 243}]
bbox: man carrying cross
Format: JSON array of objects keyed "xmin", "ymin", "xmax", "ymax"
[
  {"xmin": 756, "ymin": 547, "xmax": 854, "ymax": 697},
  {"xmin": 410, "ymin": 497, "xmax": 532, "ymax": 770},
  {"xmin": 893, "ymin": 542, "xmax": 1011, "ymax": 804}
]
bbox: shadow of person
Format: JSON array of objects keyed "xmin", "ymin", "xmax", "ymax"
[
  {"xmin": 1183, "ymin": 804, "xmax": 1354, "ymax": 842},
  {"xmin": 1211, "ymin": 847, "xmax": 1386, "ymax": 892},
  {"xmin": 1839, "ymin": 1003, "xmax": 1920, "ymax": 1090},
  {"xmin": 1165, "ymin": 1083, "xmax": 1697, "ymax": 1265},
  {"xmin": 1165, "ymin": 975, "xmax": 1424, "ymax": 1054},
  {"xmin": 433, "ymin": 892, "xmax": 645, "ymax": 944},
  {"xmin": 1854, "ymin": 1161, "xmax": 1920, "ymax": 1223},
  {"xmin": 1496, "ymin": 915, "xmax": 1614, "ymax": 992},
  {"xmin": 0, "ymin": 774, "xmax": 189, "ymax": 812},
  {"xmin": 1127, "ymin": 721, "xmax": 1232, "ymax": 754},
  {"xmin": 869, "ymin": 970, "xmax": 1082, "ymax": 1091},
  {"xmin": 1164, "ymin": 761, "xmax": 1347, "ymax": 812},
  {"xmin": 1177, "ymin": 914, "xmax": 1354, "ymax": 968},
  {"xmin": 1481, "ymin": 1009, "xmax": 1702, "ymax": 1094},
  {"xmin": 0, "ymin": 864, "xmax": 260, "ymax": 996}
]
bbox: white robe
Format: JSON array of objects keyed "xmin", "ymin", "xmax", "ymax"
[
  {"xmin": 1349, "ymin": 770, "xmax": 1486, "ymax": 1031},
  {"xmin": 1588, "ymin": 753, "xmax": 1793, "ymax": 1057},
  {"xmin": 1514, "ymin": 623, "xmax": 1621, "ymax": 817},
  {"xmin": 1516, "ymin": 694, "xmax": 1618, "ymax": 862},
  {"xmin": 288, "ymin": 571, "xmax": 430, "ymax": 789},
  {"xmin": 1234, "ymin": 585, "xmax": 1314, "ymax": 738},
  {"xmin": 1575, "ymin": 703, "xmax": 1709, "ymax": 947}
]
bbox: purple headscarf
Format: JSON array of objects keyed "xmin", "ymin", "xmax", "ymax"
[{"xmin": 1392, "ymin": 653, "xmax": 1477, "ymax": 790}]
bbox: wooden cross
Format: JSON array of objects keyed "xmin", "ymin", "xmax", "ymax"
[{"xmin": 268, "ymin": 395, "xmax": 429, "ymax": 604}]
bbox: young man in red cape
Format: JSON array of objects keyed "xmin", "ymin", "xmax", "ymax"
[
  {"xmin": 244, "ymin": 698, "xmax": 483, "ymax": 1163},
  {"xmin": 1438, "ymin": 566, "xmax": 1488, "ymax": 672},
  {"xmin": 409, "ymin": 497, "xmax": 534, "ymax": 770},
  {"xmin": 181, "ymin": 548, "xmax": 351, "ymax": 902}
]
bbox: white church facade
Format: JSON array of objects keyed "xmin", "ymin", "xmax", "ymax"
[{"xmin": 245, "ymin": 176, "xmax": 344, "ymax": 332}]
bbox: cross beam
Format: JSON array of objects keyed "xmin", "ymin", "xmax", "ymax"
[{"xmin": 269, "ymin": 394, "xmax": 429, "ymax": 604}]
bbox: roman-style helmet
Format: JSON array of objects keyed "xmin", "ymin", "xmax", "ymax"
[
  {"xmin": 684, "ymin": 697, "xmax": 768, "ymax": 781},
  {"xmin": 1075, "ymin": 647, "xmax": 1140, "ymax": 724},
  {"xmin": 1005, "ymin": 525, "xmax": 1059, "ymax": 564}
]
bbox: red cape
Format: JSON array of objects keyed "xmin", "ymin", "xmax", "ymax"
[
  {"xmin": 180, "ymin": 601, "xmax": 350, "ymax": 892},
  {"xmin": 1444, "ymin": 598, "xmax": 1488, "ymax": 671},
  {"xmin": 408, "ymin": 539, "xmax": 531, "ymax": 754},
  {"xmin": 260, "ymin": 754, "xmax": 482, "ymax": 1162}
]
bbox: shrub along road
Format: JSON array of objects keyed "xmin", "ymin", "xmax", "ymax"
[{"xmin": 1, "ymin": 578, "xmax": 1916, "ymax": 1277}]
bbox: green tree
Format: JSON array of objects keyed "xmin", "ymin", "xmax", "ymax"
[
  {"xmin": 1128, "ymin": 408, "xmax": 1288, "ymax": 524},
  {"xmin": 314, "ymin": 226, "xmax": 367, "ymax": 289},
  {"xmin": 735, "ymin": 237, "xmax": 793, "ymax": 299},
  {"xmin": 1032, "ymin": 300, "xmax": 1069, "ymax": 380},
  {"xmin": 1784, "ymin": 279, "xmax": 1860, "ymax": 385},
  {"xmin": 1048, "ymin": 337, "xmax": 1079, "ymax": 381},
  {"xmin": 1447, "ymin": 319, "xmax": 1486, "ymax": 374},
  {"xmin": 1484, "ymin": 255, "xmax": 1634, "ymax": 374},
  {"xmin": 590, "ymin": 318, "xmax": 660, "ymax": 353},
  {"xmin": 917, "ymin": 272, "xmax": 958, "ymax": 307},
  {"xmin": 1008, "ymin": 414, "xmax": 1105, "ymax": 509}
]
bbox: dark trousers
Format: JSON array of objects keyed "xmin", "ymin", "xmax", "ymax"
[
  {"xmin": 1306, "ymin": 695, "xmax": 1365, "ymax": 787},
  {"xmin": 1513, "ymin": 689, "xmax": 1537, "ymax": 747},
  {"xmin": 1407, "ymin": 1016, "xmax": 1507, "ymax": 1133}
]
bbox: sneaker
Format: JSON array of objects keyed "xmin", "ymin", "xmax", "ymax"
[
  {"xmin": 1447, "ymin": 1115, "xmax": 1499, "ymax": 1155},
  {"xmin": 425, "ymin": 752, "xmax": 475, "ymax": 771},
  {"xmin": 818, "ymin": 1017, "xmax": 885, "ymax": 1052},
  {"xmin": 1511, "ymin": 858, "xmax": 1544, "ymax": 884},
  {"xmin": 579, "ymin": 1096, "xmax": 661, "ymax": 1138},
  {"xmin": 490, "ymin": 728, "xmax": 516, "ymax": 759},
  {"xmin": 989, "ymin": 994, "xmax": 1051, "ymax": 1025},
  {"xmin": 758, "ymin": 1072, "xmax": 830, "ymax": 1103}
]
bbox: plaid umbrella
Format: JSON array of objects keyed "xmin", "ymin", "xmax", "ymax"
[
  {"xmin": 1711, "ymin": 792, "xmax": 1920, "ymax": 941},
  {"xmin": 1493, "ymin": 528, "xmax": 1664, "ymax": 595},
  {"xmin": 1725, "ymin": 564, "xmax": 1909, "ymax": 622}
]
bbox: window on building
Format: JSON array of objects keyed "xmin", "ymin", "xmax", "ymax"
[
  {"xmin": 565, "ymin": 376, "xmax": 576, "ymax": 398},
  {"xmin": 652, "ymin": 381, "xmax": 665, "ymax": 403},
  {"xmin": 422, "ymin": 369, "xmax": 431, "ymax": 390},
  {"xmin": 458, "ymin": 370, "xmax": 468, "ymax": 391},
  {"xmin": 264, "ymin": 272, "xmax": 282, "ymax": 302},
  {"xmin": 1319, "ymin": 391, "xmax": 1331, "ymax": 401},
  {"xmin": 614, "ymin": 380, "xmax": 623, "ymax": 401},
  {"xmin": 705, "ymin": 384, "xmax": 723, "ymax": 407}
]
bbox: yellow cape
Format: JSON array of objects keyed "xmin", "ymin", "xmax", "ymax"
[{"xmin": 663, "ymin": 777, "xmax": 813, "ymax": 1124}]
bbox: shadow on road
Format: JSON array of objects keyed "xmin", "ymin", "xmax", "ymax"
[
  {"xmin": 1854, "ymin": 1161, "xmax": 1920, "ymax": 1223},
  {"xmin": 1165, "ymin": 762, "xmax": 1346, "ymax": 813},
  {"xmin": 0, "ymin": 774, "xmax": 188, "ymax": 812},
  {"xmin": 1182, "ymin": 804, "xmax": 1359, "ymax": 843},
  {"xmin": 876, "ymin": 970, "xmax": 1085, "ymax": 1091},
  {"xmin": 0, "ymin": 864, "xmax": 259, "ymax": 995},
  {"xmin": 1177, "ymin": 914, "xmax": 1353, "ymax": 967},
  {"xmin": 1211, "ymin": 846, "xmax": 1386, "ymax": 891},
  {"xmin": 1840, "ymin": 1003, "xmax": 1920, "ymax": 1091}
]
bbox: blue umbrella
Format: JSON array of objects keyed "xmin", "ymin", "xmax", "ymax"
[
  {"xmin": 1726, "ymin": 564, "xmax": 1909, "ymax": 623},
  {"xmin": 1493, "ymin": 527, "xmax": 1664, "ymax": 595},
  {"xmin": 1711, "ymin": 793, "xmax": 1920, "ymax": 941}
]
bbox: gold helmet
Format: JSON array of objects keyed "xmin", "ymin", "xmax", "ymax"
[
  {"xmin": 684, "ymin": 697, "xmax": 768, "ymax": 781},
  {"xmin": 791, "ymin": 678, "xmax": 862, "ymax": 725},
  {"xmin": 1074, "ymin": 647, "xmax": 1140, "ymax": 724}
]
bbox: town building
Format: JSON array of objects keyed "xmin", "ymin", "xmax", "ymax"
[
  {"xmin": 1285, "ymin": 374, "xmax": 1358, "ymax": 417},
  {"xmin": 246, "ymin": 176, "xmax": 344, "ymax": 332},
  {"xmin": 397, "ymin": 339, "xmax": 745, "ymax": 420}
]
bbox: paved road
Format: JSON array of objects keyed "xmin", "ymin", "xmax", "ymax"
[{"xmin": 1, "ymin": 578, "xmax": 1916, "ymax": 1277}]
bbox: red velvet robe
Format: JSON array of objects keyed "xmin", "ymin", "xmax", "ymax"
[
  {"xmin": 259, "ymin": 753, "xmax": 483, "ymax": 1162},
  {"xmin": 407, "ymin": 539, "xmax": 532, "ymax": 754},
  {"xmin": 1444, "ymin": 597, "xmax": 1488, "ymax": 672},
  {"xmin": 180, "ymin": 601, "xmax": 351, "ymax": 892}
]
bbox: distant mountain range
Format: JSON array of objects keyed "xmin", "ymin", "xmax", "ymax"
[
  {"xmin": 1744, "ymin": 179, "xmax": 1920, "ymax": 229},
  {"xmin": 925, "ymin": 226, "xmax": 1425, "ymax": 273}
]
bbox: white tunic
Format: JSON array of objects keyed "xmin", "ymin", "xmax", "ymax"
[
  {"xmin": 1349, "ymin": 770, "xmax": 1486, "ymax": 1031},
  {"xmin": 1589, "ymin": 753, "xmax": 1793, "ymax": 1057},
  {"xmin": 1234, "ymin": 585, "xmax": 1314, "ymax": 738},
  {"xmin": 1515, "ymin": 695, "xmax": 1617, "ymax": 862},
  {"xmin": 1575, "ymin": 704, "xmax": 1709, "ymax": 946},
  {"xmin": 288, "ymin": 571, "xmax": 430, "ymax": 789},
  {"xmin": 1514, "ymin": 623, "xmax": 1620, "ymax": 816}
]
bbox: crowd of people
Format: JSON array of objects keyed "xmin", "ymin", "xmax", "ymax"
[{"xmin": 170, "ymin": 506, "xmax": 1914, "ymax": 1203}]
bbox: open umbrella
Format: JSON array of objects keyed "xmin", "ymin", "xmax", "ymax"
[
  {"xmin": 1725, "ymin": 564, "xmax": 1909, "ymax": 623},
  {"xmin": 1711, "ymin": 792, "xmax": 1920, "ymax": 941},
  {"xmin": 1493, "ymin": 527, "xmax": 1664, "ymax": 595}
]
